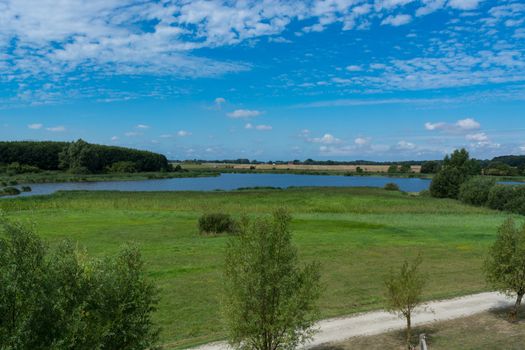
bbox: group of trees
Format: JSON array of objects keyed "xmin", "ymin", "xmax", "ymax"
[
  {"xmin": 222, "ymin": 209, "xmax": 525, "ymax": 350},
  {"xmin": 0, "ymin": 218, "xmax": 159, "ymax": 349},
  {"xmin": 0, "ymin": 140, "xmax": 169, "ymax": 174},
  {"xmin": 388, "ymin": 164, "xmax": 412, "ymax": 174},
  {"xmin": 2, "ymin": 202, "xmax": 524, "ymax": 349},
  {"xmin": 428, "ymin": 149, "xmax": 525, "ymax": 215}
]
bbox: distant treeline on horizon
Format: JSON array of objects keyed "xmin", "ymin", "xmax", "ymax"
[{"xmin": 0, "ymin": 140, "xmax": 169, "ymax": 174}]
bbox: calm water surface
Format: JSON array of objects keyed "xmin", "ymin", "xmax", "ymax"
[{"xmin": 13, "ymin": 173, "xmax": 432, "ymax": 197}]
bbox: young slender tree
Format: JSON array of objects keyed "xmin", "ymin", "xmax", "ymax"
[
  {"xmin": 223, "ymin": 209, "xmax": 321, "ymax": 350},
  {"xmin": 484, "ymin": 218, "xmax": 525, "ymax": 321},
  {"xmin": 384, "ymin": 255, "xmax": 426, "ymax": 350}
]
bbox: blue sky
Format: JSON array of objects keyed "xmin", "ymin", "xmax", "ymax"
[{"xmin": 0, "ymin": 0, "xmax": 524, "ymax": 161}]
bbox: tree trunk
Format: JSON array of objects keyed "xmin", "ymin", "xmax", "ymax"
[
  {"xmin": 406, "ymin": 313, "xmax": 412, "ymax": 350},
  {"xmin": 511, "ymin": 292, "xmax": 524, "ymax": 322}
]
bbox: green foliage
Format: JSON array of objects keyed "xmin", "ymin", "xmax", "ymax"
[
  {"xmin": 484, "ymin": 162, "xmax": 518, "ymax": 176},
  {"xmin": 384, "ymin": 255, "xmax": 426, "ymax": 349},
  {"xmin": 198, "ymin": 213, "xmax": 237, "ymax": 235},
  {"xmin": 5, "ymin": 162, "xmax": 41, "ymax": 174},
  {"xmin": 458, "ymin": 176, "xmax": 496, "ymax": 206},
  {"xmin": 109, "ymin": 161, "xmax": 138, "ymax": 173},
  {"xmin": 484, "ymin": 218, "xmax": 525, "ymax": 321},
  {"xmin": 420, "ymin": 161, "xmax": 441, "ymax": 174},
  {"xmin": 384, "ymin": 182, "xmax": 400, "ymax": 191},
  {"xmin": 1, "ymin": 187, "xmax": 20, "ymax": 196},
  {"xmin": 0, "ymin": 141, "xmax": 67, "ymax": 170},
  {"xmin": 0, "ymin": 217, "xmax": 159, "ymax": 349},
  {"xmin": 430, "ymin": 149, "xmax": 480, "ymax": 199},
  {"xmin": 0, "ymin": 140, "xmax": 168, "ymax": 174},
  {"xmin": 388, "ymin": 165, "xmax": 399, "ymax": 174},
  {"xmin": 223, "ymin": 209, "xmax": 321, "ymax": 350},
  {"xmin": 487, "ymin": 185, "xmax": 525, "ymax": 215},
  {"xmin": 21, "ymin": 186, "xmax": 31, "ymax": 192}
]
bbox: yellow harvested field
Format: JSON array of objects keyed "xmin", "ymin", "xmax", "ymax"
[{"xmin": 204, "ymin": 163, "xmax": 422, "ymax": 173}]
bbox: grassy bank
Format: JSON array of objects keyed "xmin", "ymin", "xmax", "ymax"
[{"xmin": 1, "ymin": 187, "xmax": 518, "ymax": 348}]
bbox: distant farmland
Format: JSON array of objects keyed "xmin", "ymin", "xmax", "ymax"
[{"xmin": 201, "ymin": 163, "xmax": 422, "ymax": 173}]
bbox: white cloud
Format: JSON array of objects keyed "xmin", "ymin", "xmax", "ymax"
[
  {"xmin": 159, "ymin": 134, "xmax": 173, "ymax": 138},
  {"xmin": 309, "ymin": 133, "xmax": 342, "ymax": 144},
  {"xmin": 425, "ymin": 118, "xmax": 481, "ymax": 132},
  {"xmin": 46, "ymin": 126, "xmax": 66, "ymax": 132},
  {"xmin": 425, "ymin": 122, "xmax": 446, "ymax": 130},
  {"xmin": 354, "ymin": 137, "xmax": 369, "ymax": 145},
  {"xmin": 447, "ymin": 0, "xmax": 482, "ymax": 11},
  {"xmin": 136, "ymin": 124, "xmax": 150, "ymax": 129},
  {"xmin": 465, "ymin": 132, "xmax": 488, "ymax": 141},
  {"xmin": 214, "ymin": 97, "xmax": 226, "ymax": 108},
  {"xmin": 255, "ymin": 124, "xmax": 272, "ymax": 131},
  {"xmin": 346, "ymin": 65, "xmax": 363, "ymax": 72},
  {"xmin": 227, "ymin": 109, "xmax": 262, "ymax": 118},
  {"xmin": 246, "ymin": 123, "xmax": 272, "ymax": 131},
  {"xmin": 396, "ymin": 140, "xmax": 416, "ymax": 150},
  {"xmin": 111, "ymin": 136, "xmax": 119, "ymax": 141},
  {"xmin": 177, "ymin": 130, "xmax": 192, "ymax": 137},
  {"xmin": 28, "ymin": 123, "xmax": 43, "ymax": 130},
  {"xmin": 125, "ymin": 131, "xmax": 141, "ymax": 137},
  {"xmin": 381, "ymin": 14, "xmax": 412, "ymax": 27},
  {"xmin": 456, "ymin": 118, "xmax": 480, "ymax": 130}
]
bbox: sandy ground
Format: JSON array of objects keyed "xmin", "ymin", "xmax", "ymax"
[{"xmin": 191, "ymin": 292, "xmax": 514, "ymax": 350}]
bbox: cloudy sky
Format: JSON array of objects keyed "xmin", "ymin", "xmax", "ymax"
[{"xmin": 1, "ymin": 0, "xmax": 524, "ymax": 161}]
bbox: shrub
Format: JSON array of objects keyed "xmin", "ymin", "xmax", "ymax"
[
  {"xmin": 0, "ymin": 218, "xmax": 160, "ymax": 348},
  {"xmin": 388, "ymin": 165, "xmax": 399, "ymax": 174},
  {"xmin": 21, "ymin": 186, "xmax": 32, "ymax": 192},
  {"xmin": 458, "ymin": 176, "xmax": 496, "ymax": 206},
  {"xmin": 108, "ymin": 161, "xmax": 138, "ymax": 173},
  {"xmin": 487, "ymin": 185, "xmax": 525, "ymax": 215},
  {"xmin": 6, "ymin": 162, "xmax": 41, "ymax": 174},
  {"xmin": 198, "ymin": 213, "xmax": 237, "ymax": 234},
  {"xmin": 430, "ymin": 167, "xmax": 465, "ymax": 199},
  {"xmin": 487, "ymin": 185, "xmax": 515, "ymax": 211},
  {"xmin": 384, "ymin": 182, "xmax": 400, "ymax": 191},
  {"xmin": 2, "ymin": 187, "xmax": 20, "ymax": 196}
]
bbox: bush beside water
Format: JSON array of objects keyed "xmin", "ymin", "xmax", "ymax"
[
  {"xmin": 384, "ymin": 183, "xmax": 400, "ymax": 191},
  {"xmin": 198, "ymin": 213, "xmax": 237, "ymax": 235}
]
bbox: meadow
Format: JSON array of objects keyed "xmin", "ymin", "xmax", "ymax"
[{"xmin": 0, "ymin": 187, "xmax": 518, "ymax": 349}]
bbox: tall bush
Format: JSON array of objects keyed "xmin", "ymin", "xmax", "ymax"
[
  {"xmin": 0, "ymin": 217, "xmax": 159, "ymax": 349},
  {"xmin": 458, "ymin": 176, "xmax": 496, "ymax": 206}
]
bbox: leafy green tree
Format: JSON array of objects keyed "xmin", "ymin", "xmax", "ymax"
[
  {"xmin": 388, "ymin": 164, "xmax": 399, "ymax": 174},
  {"xmin": 384, "ymin": 255, "xmax": 426, "ymax": 350},
  {"xmin": 0, "ymin": 217, "xmax": 159, "ymax": 349},
  {"xmin": 420, "ymin": 161, "xmax": 441, "ymax": 174},
  {"xmin": 399, "ymin": 164, "xmax": 412, "ymax": 173},
  {"xmin": 484, "ymin": 218, "xmax": 525, "ymax": 321},
  {"xmin": 430, "ymin": 149, "xmax": 480, "ymax": 199},
  {"xmin": 223, "ymin": 209, "xmax": 321, "ymax": 350}
]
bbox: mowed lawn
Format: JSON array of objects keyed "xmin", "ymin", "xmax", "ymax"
[{"xmin": 0, "ymin": 187, "xmax": 518, "ymax": 349}]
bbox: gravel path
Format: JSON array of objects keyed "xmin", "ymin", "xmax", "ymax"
[{"xmin": 191, "ymin": 291, "xmax": 514, "ymax": 350}]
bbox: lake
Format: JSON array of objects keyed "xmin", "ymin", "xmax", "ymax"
[{"xmin": 12, "ymin": 173, "xmax": 432, "ymax": 197}]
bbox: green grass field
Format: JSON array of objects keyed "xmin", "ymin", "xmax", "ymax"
[{"xmin": 0, "ymin": 187, "xmax": 519, "ymax": 349}]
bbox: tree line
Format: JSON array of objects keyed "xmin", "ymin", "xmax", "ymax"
[
  {"xmin": 0, "ymin": 140, "xmax": 169, "ymax": 173},
  {"xmin": 429, "ymin": 149, "xmax": 525, "ymax": 215}
]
